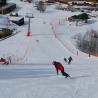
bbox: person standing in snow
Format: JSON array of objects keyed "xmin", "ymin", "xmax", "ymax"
[
  {"xmin": 0, "ymin": 57, "xmax": 9, "ymax": 65},
  {"xmin": 64, "ymin": 58, "xmax": 67, "ymax": 63},
  {"xmin": 52, "ymin": 61, "xmax": 70, "ymax": 78},
  {"xmin": 68, "ymin": 56, "xmax": 73, "ymax": 64},
  {"xmin": 7, "ymin": 56, "xmax": 12, "ymax": 64}
]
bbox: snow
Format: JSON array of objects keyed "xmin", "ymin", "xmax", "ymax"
[
  {"xmin": 9, "ymin": 16, "xmax": 23, "ymax": 21},
  {"xmin": 0, "ymin": 15, "xmax": 9, "ymax": 28},
  {"xmin": 0, "ymin": 63, "xmax": 98, "ymax": 98},
  {"xmin": 0, "ymin": 0, "xmax": 98, "ymax": 98}
]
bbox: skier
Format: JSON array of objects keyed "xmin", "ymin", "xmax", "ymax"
[
  {"xmin": 0, "ymin": 57, "xmax": 9, "ymax": 65},
  {"xmin": 64, "ymin": 58, "xmax": 67, "ymax": 63},
  {"xmin": 52, "ymin": 61, "xmax": 70, "ymax": 78},
  {"xmin": 68, "ymin": 56, "xmax": 73, "ymax": 64},
  {"xmin": 3, "ymin": 60, "xmax": 9, "ymax": 65},
  {"xmin": 0, "ymin": 58, "xmax": 6, "ymax": 62},
  {"xmin": 7, "ymin": 56, "xmax": 12, "ymax": 64}
]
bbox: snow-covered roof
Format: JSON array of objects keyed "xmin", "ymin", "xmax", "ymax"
[{"xmin": 9, "ymin": 16, "xmax": 24, "ymax": 21}]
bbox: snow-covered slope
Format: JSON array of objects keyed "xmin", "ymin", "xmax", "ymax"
[{"xmin": 0, "ymin": 0, "xmax": 98, "ymax": 98}]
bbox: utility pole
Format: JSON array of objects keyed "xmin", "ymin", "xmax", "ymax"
[
  {"xmin": 27, "ymin": 17, "xmax": 31, "ymax": 36},
  {"xmin": 26, "ymin": 13, "xmax": 33, "ymax": 37}
]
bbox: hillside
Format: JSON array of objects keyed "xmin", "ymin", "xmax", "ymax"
[{"xmin": 0, "ymin": 0, "xmax": 98, "ymax": 98}]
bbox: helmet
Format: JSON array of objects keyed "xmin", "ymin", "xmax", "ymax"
[{"xmin": 52, "ymin": 61, "xmax": 57, "ymax": 65}]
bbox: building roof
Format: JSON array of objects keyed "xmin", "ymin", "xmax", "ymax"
[{"xmin": 9, "ymin": 16, "xmax": 24, "ymax": 21}]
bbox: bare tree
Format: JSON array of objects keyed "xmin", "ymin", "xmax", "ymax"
[
  {"xmin": 36, "ymin": 1, "xmax": 46, "ymax": 12},
  {"xmin": 76, "ymin": 29, "xmax": 98, "ymax": 56}
]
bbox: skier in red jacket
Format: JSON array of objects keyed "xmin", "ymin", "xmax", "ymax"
[
  {"xmin": 52, "ymin": 61, "xmax": 70, "ymax": 78},
  {"xmin": 0, "ymin": 58, "xmax": 9, "ymax": 65}
]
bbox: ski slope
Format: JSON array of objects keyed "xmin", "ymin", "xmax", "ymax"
[
  {"xmin": 0, "ymin": 62, "xmax": 98, "ymax": 98},
  {"xmin": 0, "ymin": 0, "xmax": 98, "ymax": 98}
]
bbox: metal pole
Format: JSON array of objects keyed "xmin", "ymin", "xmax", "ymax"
[
  {"xmin": 27, "ymin": 17, "xmax": 31, "ymax": 36},
  {"xmin": 28, "ymin": 17, "xmax": 30, "ymax": 34},
  {"xmin": 26, "ymin": 13, "xmax": 33, "ymax": 37}
]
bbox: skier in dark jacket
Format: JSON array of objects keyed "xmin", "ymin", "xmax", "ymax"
[
  {"xmin": 52, "ymin": 61, "xmax": 70, "ymax": 78},
  {"xmin": 68, "ymin": 56, "xmax": 72, "ymax": 64},
  {"xmin": 64, "ymin": 58, "xmax": 67, "ymax": 63}
]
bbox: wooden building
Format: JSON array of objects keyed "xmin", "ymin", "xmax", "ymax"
[
  {"xmin": 69, "ymin": 0, "xmax": 98, "ymax": 3},
  {"xmin": 9, "ymin": 16, "xmax": 24, "ymax": 26},
  {"xmin": 47, "ymin": 0, "xmax": 98, "ymax": 3},
  {"xmin": 0, "ymin": 0, "xmax": 7, "ymax": 6}
]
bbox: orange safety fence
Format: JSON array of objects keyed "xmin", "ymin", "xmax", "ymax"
[{"xmin": 96, "ymin": 53, "xmax": 98, "ymax": 57}]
